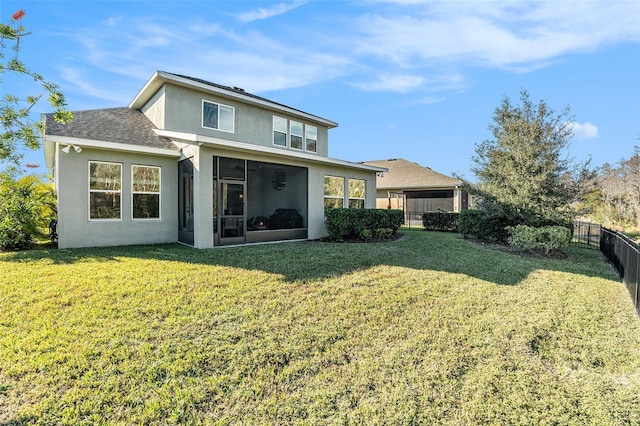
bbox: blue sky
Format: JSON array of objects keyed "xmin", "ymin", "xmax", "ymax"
[{"xmin": 5, "ymin": 0, "xmax": 640, "ymax": 180}]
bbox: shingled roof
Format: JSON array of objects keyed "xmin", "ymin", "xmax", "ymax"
[
  {"xmin": 362, "ymin": 158, "xmax": 462, "ymax": 189},
  {"xmin": 44, "ymin": 107, "xmax": 176, "ymax": 151}
]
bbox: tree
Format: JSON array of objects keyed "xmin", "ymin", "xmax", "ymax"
[
  {"xmin": 0, "ymin": 9, "xmax": 72, "ymax": 249},
  {"xmin": 470, "ymin": 90, "xmax": 590, "ymax": 226},
  {"xmin": 1, "ymin": 8, "xmax": 72, "ymax": 168},
  {"xmin": 585, "ymin": 146, "xmax": 640, "ymax": 229}
]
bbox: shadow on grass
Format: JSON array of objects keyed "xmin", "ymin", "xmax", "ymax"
[{"xmin": 0, "ymin": 230, "xmax": 618, "ymax": 286}]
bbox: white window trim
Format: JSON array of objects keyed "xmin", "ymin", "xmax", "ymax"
[
  {"xmin": 273, "ymin": 115, "xmax": 288, "ymax": 147},
  {"xmin": 290, "ymin": 120, "xmax": 303, "ymax": 151},
  {"xmin": 88, "ymin": 160, "xmax": 122, "ymax": 222},
  {"xmin": 131, "ymin": 165, "xmax": 162, "ymax": 221},
  {"xmin": 273, "ymin": 116, "xmax": 318, "ymax": 154},
  {"xmin": 324, "ymin": 175, "xmax": 346, "ymax": 208},
  {"xmin": 202, "ymin": 99, "xmax": 235, "ymax": 133},
  {"xmin": 348, "ymin": 178, "xmax": 366, "ymax": 208},
  {"xmin": 305, "ymin": 124, "xmax": 317, "ymax": 153}
]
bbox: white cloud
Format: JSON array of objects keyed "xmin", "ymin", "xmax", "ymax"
[
  {"xmin": 53, "ymin": 0, "xmax": 640, "ymax": 104},
  {"xmin": 353, "ymin": 2, "xmax": 640, "ymax": 70},
  {"xmin": 354, "ymin": 73, "xmax": 425, "ymax": 92},
  {"xmin": 235, "ymin": 1, "xmax": 307, "ymax": 23},
  {"xmin": 570, "ymin": 122, "xmax": 599, "ymax": 140}
]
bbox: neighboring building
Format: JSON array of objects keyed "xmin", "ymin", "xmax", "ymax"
[
  {"xmin": 362, "ymin": 158, "xmax": 470, "ymax": 224},
  {"xmin": 44, "ymin": 71, "xmax": 385, "ymax": 249}
]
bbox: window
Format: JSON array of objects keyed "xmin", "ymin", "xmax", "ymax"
[
  {"xmin": 202, "ymin": 100, "xmax": 234, "ymax": 132},
  {"xmin": 348, "ymin": 179, "xmax": 366, "ymax": 209},
  {"xmin": 89, "ymin": 161, "xmax": 121, "ymax": 220},
  {"xmin": 273, "ymin": 116, "xmax": 287, "ymax": 147},
  {"xmin": 305, "ymin": 125, "xmax": 317, "ymax": 153},
  {"xmin": 132, "ymin": 165, "xmax": 161, "ymax": 219},
  {"xmin": 290, "ymin": 120, "xmax": 303, "ymax": 150},
  {"xmin": 324, "ymin": 176, "xmax": 344, "ymax": 209}
]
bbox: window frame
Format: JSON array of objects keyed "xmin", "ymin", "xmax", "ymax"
[
  {"xmin": 290, "ymin": 120, "xmax": 303, "ymax": 150},
  {"xmin": 348, "ymin": 178, "xmax": 366, "ymax": 209},
  {"xmin": 324, "ymin": 175, "xmax": 345, "ymax": 209},
  {"xmin": 273, "ymin": 116, "xmax": 288, "ymax": 147},
  {"xmin": 131, "ymin": 165, "xmax": 161, "ymax": 221},
  {"xmin": 305, "ymin": 124, "xmax": 317, "ymax": 153},
  {"xmin": 202, "ymin": 99, "xmax": 235, "ymax": 133},
  {"xmin": 88, "ymin": 161, "xmax": 122, "ymax": 221}
]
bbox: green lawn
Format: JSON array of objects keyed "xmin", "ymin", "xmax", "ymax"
[{"xmin": 1, "ymin": 230, "xmax": 639, "ymax": 425}]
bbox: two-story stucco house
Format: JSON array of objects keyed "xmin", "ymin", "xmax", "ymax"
[{"xmin": 43, "ymin": 71, "xmax": 385, "ymax": 249}]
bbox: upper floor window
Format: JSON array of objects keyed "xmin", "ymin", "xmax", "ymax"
[
  {"xmin": 202, "ymin": 100, "xmax": 234, "ymax": 133},
  {"xmin": 305, "ymin": 125, "xmax": 317, "ymax": 153},
  {"xmin": 273, "ymin": 115, "xmax": 318, "ymax": 153},
  {"xmin": 273, "ymin": 116, "xmax": 287, "ymax": 147},
  {"xmin": 89, "ymin": 161, "xmax": 121, "ymax": 220},
  {"xmin": 132, "ymin": 165, "xmax": 161, "ymax": 220},
  {"xmin": 290, "ymin": 121, "xmax": 303, "ymax": 150},
  {"xmin": 348, "ymin": 179, "xmax": 365, "ymax": 209}
]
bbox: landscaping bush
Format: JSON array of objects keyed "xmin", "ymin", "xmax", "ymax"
[
  {"xmin": 507, "ymin": 225, "xmax": 572, "ymax": 255},
  {"xmin": 422, "ymin": 212, "xmax": 459, "ymax": 232},
  {"xmin": 325, "ymin": 208, "xmax": 403, "ymax": 241},
  {"xmin": 375, "ymin": 228, "xmax": 393, "ymax": 239},
  {"xmin": 0, "ymin": 174, "xmax": 55, "ymax": 250},
  {"xmin": 458, "ymin": 209, "xmax": 515, "ymax": 243},
  {"xmin": 359, "ymin": 229, "xmax": 373, "ymax": 241}
]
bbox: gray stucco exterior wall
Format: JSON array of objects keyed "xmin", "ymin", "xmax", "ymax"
[
  {"xmin": 55, "ymin": 145, "xmax": 178, "ymax": 249},
  {"xmin": 155, "ymin": 85, "xmax": 329, "ymax": 157}
]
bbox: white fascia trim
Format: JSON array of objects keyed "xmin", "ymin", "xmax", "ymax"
[
  {"xmin": 131, "ymin": 71, "xmax": 338, "ymax": 128},
  {"xmin": 154, "ymin": 129, "xmax": 387, "ymax": 173},
  {"xmin": 46, "ymin": 135, "xmax": 181, "ymax": 157}
]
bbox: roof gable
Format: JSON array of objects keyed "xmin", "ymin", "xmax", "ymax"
[
  {"xmin": 43, "ymin": 107, "xmax": 176, "ymax": 151},
  {"xmin": 129, "ymin": 71, "xmax": 338, "ymax": 128},
  {"xmin": 362, "ymin": 158, "xmax": 462, "ymax": 189}
]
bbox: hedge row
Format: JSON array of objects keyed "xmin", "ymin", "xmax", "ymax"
[{"xmin": 324, "ymin": 208, "xmax": 404, "ymax": 241}]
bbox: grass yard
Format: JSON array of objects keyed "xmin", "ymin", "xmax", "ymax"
[{"xmin": 1, "ymin": 230, "xmax": 639, "ymax": 425}]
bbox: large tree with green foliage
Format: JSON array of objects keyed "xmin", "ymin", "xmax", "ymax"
[{"xmin": 470, "ymin": 90, "xmax": 590, "ymax": 225}]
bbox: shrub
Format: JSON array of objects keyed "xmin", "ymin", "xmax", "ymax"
[
  {"xmin": 506, "ymin": 225, "xmax": 572, "ymax": 255},
  {"xmin": 375, "ymin": 228, "xmax": 393, "ymax": 239},
  {"xmin": 422, "ymin": 212, "xmax": 459, "ymax": 232},
  {"xmin": 324, "ymin": 208, "xmax": 403, "ymax": 241},
  {"xmin": 359, "ymin": 229, "xmax": 373, "ymax": 241},
  {"xmin": 0, "ymin": 174, "xmax": 56, "ymax": 251},
  {"xmin": 458, "ymin": 209, "xmax": 515, "ymax": 243}
]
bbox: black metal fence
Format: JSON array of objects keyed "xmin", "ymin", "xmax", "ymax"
[
  {"xmin": 572, "ymin": 221, "xmax": 602, "ymax": 247},
  {"xmin": 403, "ymin": 211, "xmax": 427, "ymax": 229},
  {"xmin": 600, "ymin": 227, "xmax": 640, "ymax": 316}
]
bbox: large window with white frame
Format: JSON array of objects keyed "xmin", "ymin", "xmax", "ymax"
[
  {"xmin": 273, "ymin": 115, "xmax": 318, "ymax": 153},
  {"xmin": 132, "ymin": 165, "xmax": 161, "ymax": 220},
  {"xmin": 324, "ymin": 176, "xmax": 344, "ymax": 209},
  {"xmin": 273, "ymin": 116, "xmax": 288, "ymax": 147},
  {"xmin": 348, "ymin": 179, "xmax": 366, "ymax": 209},
  {"xmin": 89, "ymin": 161, "xmax": 122, "ymax": 220},
  {"xmin": 305, "ymin": 125, "xmax": 317, "ymax": 153},
  {"xmin": 202, "ymin": 100, "xmax": 235, "ymax": 133},
  {"xmin": 290, "ymin": 120, "xmax": 303, "ymax": 150}
]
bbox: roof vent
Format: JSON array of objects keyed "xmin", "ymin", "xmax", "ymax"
[{"xmin": 232, "ymin": 86, "xmax": 245, "ymax": 92}]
